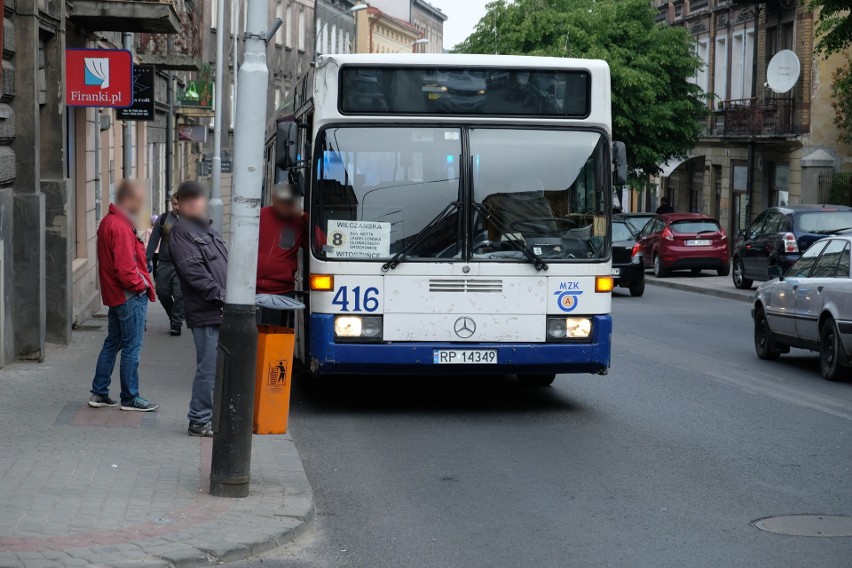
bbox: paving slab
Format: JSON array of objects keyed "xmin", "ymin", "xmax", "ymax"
[{"xmin": 0, "ymin": 304, "xmax": 314, "ymax": 567}]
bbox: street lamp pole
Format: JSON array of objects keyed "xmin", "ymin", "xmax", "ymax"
[
  {"xmin": 209, "ymin": 0, "xmax": 273, "ymax": 499},
  {"xmin": 316, "ymin": 4, "xmax": 367, "ymax": 56},
  {"xmin": 210, "ymin": 0, "xmax": 226, "ymax": 234}
]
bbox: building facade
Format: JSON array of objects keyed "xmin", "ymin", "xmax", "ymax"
[
  {"xmin": 0, "ymin": 0, "xmax": 201, "ymax": 368},
  {"xmin": 652, "ymin": 0, "xmax": 852, "ymax": 238},
  {"xmin": 316, "ymin": 0, "xmax": 357, "ymax": 56},
  {"xmin": 355, "ymin": 4, "xmax": 422, "ymax": 54},
  {"xmin": 410, "ymin": 0, "xmax": 446, "ymax": 53}
]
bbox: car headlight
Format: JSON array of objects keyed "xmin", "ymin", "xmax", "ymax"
[
  {"xmin": 546, "ymin": 317, "xmax": 592, "ymax": 341},
  {"xmin": 334, "ymin": 316, "xmax": 383, "ymax": 342}
]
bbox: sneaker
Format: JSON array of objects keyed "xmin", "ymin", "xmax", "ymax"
[
  {"xmin": 120, "ymin": 397, "xmax": 159, "ymax": 412},
  {"xmin": 88, "ymin": 394, "xmax": 118, "ymax": 408},
  {"xmin": 170, "ymin": 324, "xmax": 182, "ymax": 337},
  {"xmin": 188, "ymin": 421, "xmax": 213, "ymax": 437}
]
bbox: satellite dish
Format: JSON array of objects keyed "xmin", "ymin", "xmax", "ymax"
[{"xmin": 766, "ymin": 49, "xmax": 801, "ymax": 94}]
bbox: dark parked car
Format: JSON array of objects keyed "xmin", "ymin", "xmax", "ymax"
[
  {"xmin": 637, "ymin": 213, "xmax": 730, "ymax": 277},
  {"xmin": 616, "ymin": 213, "xmax": 656, "ymax": 235},
  {"xmin": 612, "ymin": 219, "xmax": 645, "ymax": 297},
  {"xmin": 731, "ymin": 205, "xmax": 852, "ymax": 289}
]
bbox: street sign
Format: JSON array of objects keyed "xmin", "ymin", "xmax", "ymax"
[
  {"xmin": 66, "ymin": 49, "xmax": 133, "ymax": 108},
  {"xmin": 179, "ymin": 80, "xmax": 214, "ymax": 109},
  {"xmin": 178, "ymin": 125, "xmax": 208, "ymax": 142},
  {"xmin": 117, "ymin": 65, "xmax": 156, "ymax": 121}
]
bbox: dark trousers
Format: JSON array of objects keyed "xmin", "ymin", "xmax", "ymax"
[
  {"xmin": 189, "ymin": 325, "xmax": 218, "ymax": 424},
  {"xmin": 155, "ymin": 261, "xmax": 184, "ymax": 327}
]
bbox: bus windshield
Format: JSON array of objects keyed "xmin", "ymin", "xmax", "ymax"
[{"xmin": 313, "ymin": 127, "xmax": 607, "ymax": 262}]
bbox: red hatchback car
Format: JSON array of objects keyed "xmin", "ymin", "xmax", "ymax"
[{"xmin": 636, "ymin": 213, "xmax": 730, "ymax": 277}]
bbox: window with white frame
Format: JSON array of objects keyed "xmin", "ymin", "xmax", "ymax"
[
  {"xmin": 695, "ymin": 38, "xmax": 710, "ymax": 95},
  {"xmin": 286, "ymin": 3, "xmax": 293, "ymax": 48},
  {"xmin": 275, "ymin": 2, "xmax": 284, "ymax": 45},
  {"xmin": 298, "ymin": 8, "xmax": 306, "ymax": 52},
  {"xmin": 331, "ymin": 24, "xmax": 338, "ymax": 54},
  {"xmin": 730, "ymin": 29, "xmax": 755, "ymax": 100},
  {"xmin": 714, "ymin": 36, "xmax": 727, "ymax": 103}
]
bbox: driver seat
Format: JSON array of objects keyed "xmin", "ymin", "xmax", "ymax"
[{"xmin": 482, "ymin": 179, "xmax": 557, "ymax": 239}]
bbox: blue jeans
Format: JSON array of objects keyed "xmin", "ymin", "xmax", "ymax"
[
  {"xmin": 189, "ymin": 326, "xmax": 219, "ymax": 424},
  {"xmin": 91, "ymin": 294, "xmax": 148, "ymax": 404}
]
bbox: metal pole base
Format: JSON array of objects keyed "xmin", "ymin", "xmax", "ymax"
[{"xmin": 210, "ymin": 304, "xmax": 258, "ymax": 498}]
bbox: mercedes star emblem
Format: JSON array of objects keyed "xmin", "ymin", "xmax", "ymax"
[{"xmin": 454, "ymin": 317, "xmax": 476, "ymax": 339}]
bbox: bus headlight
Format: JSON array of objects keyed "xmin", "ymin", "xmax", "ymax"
[
  {"xmin": 546, "ymin": 317, "xmax": 592, "ymax": 341},
  {"xmin": 334, "ymin": 316, "xmax": 383, "ymax": 342}
]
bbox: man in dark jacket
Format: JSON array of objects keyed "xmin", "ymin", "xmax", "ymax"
[
  {"xmin": 170, "ymin": 181, "xmax": 227, "ymax": 437},
  {"xmin": 89, "ymin": 179, "xmax": 159, "ymax": 412},
  {"xmin": 146, "ymin": 195, "xmax": 184, "ymax": 336}
]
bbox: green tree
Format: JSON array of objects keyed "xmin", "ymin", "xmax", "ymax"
[
  {"xmin": 454, "ymin": 0, "xmax": 707, "ymax": 174},
  {"xmin": 811, "ymin": 0, "xmax": 852, "ymax": 143}
]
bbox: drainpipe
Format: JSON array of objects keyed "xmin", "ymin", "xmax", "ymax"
[
  {"xmin": 165, "ymin": 74, "xmax": 174, "ymax": 207},
  {"xmin": 122, "ymin": 32, "xmax": 133, "ymax": 179},
  {"xmin": 210, "ymin": 0, "xmax": 226, "ymax": 234},
  {"xmin": 745, "ymin": 5, "xmax": 761, "ymax": 221},
  {"xmin": 94, "ymin": 111, "xmax": 101, "ymax": 222}
]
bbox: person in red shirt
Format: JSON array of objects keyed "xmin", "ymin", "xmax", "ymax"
[
  {"xmin": 89, "ymin": 180, "xmax": 159, "ymax": 412},
  {"xmin": 256, "ymin": 183, "xmax": 307, "ymax": 325}
]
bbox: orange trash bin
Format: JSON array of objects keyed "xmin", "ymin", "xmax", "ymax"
[{"xmin": 253, "ymin": 325, "xmax": 295, "ymax": 435}]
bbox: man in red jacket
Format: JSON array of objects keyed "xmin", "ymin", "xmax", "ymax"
[
  {"xmin": 256, "ymin": 183, "xmax": 307, "ymax": 325},
  {"xmin": 88, "ymin": 180, "xmax": 159, "ymax": 412}
]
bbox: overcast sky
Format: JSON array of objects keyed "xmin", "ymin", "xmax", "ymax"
[{"xmin": 427, "ymin": 0, "xmax": 491, "ymax": 50}]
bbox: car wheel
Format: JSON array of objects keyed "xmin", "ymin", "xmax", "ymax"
[
  {"xmin": 629, "ymin": 280, "xmax": 645, "ymax": 297},
  {"xmin": 653, "ymin": 255, "xmax": 668, "ymax": 278},
  {"xmin": 754, "ymin": 307, "xmax": 781, "ymax": 361},
  {"xmin": 718, "ymin": 263, "xmax": 731, "ymax": 277},
  {"xmin": 732, "ymin": 258, "xmax": 753, "ymax": 289},
  {"xmin": 518, "ymin": 374, "xmax": 556, "ymax": 387},
  {"xmin": 820, "ymin": 318, "xmax": 848, "ymax": 382}
]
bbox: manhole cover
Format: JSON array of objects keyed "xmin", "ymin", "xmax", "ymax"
[{"xmin": 754, "ymin": 515, "xmax": 852, "ymax": 537}]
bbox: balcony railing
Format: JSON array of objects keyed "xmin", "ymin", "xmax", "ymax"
[
  {"xmin": 709, "ymin": 97, "xmax": 797, "ymax": 137},
  {"xmin": 135, "ymin": 0, "xmax": 202, "ymax": 70}
]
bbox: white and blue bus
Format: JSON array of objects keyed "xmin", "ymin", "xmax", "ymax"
[{"xmin": 269, "ymin": 54, "xmax": 626, "ymax": 385}]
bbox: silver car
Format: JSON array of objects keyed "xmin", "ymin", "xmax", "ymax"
[{"xmin": 753, "ymin": 236, "xmax": 852, "ymax": 381}]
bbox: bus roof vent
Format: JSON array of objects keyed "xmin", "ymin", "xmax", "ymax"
[{"xmin": 429, "ymin": 279, "xmax": 503, "ymax": 294}]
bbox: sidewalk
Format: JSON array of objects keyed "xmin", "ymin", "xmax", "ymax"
[
  {"xmin": 0, "ymin": 305, "xmax": 313, "ymax": 568},
  {"xmin": 643, "ymin": 270, "xmax": 755, "ymax": 303}
]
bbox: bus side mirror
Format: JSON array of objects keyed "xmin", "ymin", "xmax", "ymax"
[
  {"xmin": 612, "ymin": 141, "xmax": 628, "ymax": 186},
  {"xmin": 275, "ymin": 118, "xmax": 299, "ymax": 170}
]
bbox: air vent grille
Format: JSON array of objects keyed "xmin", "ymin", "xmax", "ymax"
[{"xmin": 429, "ymin": 279, "xmax": 503, "ymax": 293}]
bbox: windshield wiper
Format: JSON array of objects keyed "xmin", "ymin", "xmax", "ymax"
[
  {"xmin": 381, "ymin": 201, "xmax": 461, "ymax": 271},
  {"xmin": 470, "ymin": 202, "xmax": 549, "ymax": 272},
  {"xmin": 825, "ymin": 227, "xmax": 852, "ymax": 234}
]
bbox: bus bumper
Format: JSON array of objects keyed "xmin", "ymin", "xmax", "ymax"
[{"xmin": 308, "ymin": 314, "xmax": 612, "ymax": 375}]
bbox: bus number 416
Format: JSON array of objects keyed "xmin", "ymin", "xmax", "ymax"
[{"xmin": 332, "ymin": 286, "xmax": 380, "ymax": 313}]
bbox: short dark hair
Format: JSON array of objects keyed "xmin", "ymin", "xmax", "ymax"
[
  {"xmin": 115, "ymin": 179, "xmax": 140, "ymax": 204},
  {"xmin": 176, "ymin": 180, "xmax": 207, "ymax": 201},
  {"xmin": 661, "ymin": 197, "xmax": 669, "ymax": 204}
]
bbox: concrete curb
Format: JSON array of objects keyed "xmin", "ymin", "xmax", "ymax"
[{"xmin": 645, "ymin": 278, "xmax": 754, "ymax": 304}]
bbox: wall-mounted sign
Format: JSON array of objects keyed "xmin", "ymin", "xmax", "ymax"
[
  {"xmin": 66, "ymin": 49, "xmax": 133, "ymax": 108},
  {"xmin": 179, "ymin": 80, "xmax": 214, "ymax": 109},
  {"xmin": 178, "ymin": 125, "xmax": 208, "ymax": 142},
  {"xmin": 117, "ymin": 65, "xmax": 156, "ymax": 121}
]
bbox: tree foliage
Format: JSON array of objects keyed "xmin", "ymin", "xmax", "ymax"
[
  {"xmin": 453, "ymin": 0, "xmax": 707, "ymax": 174},
  {"xmin": 811, "ymin": 0, "xmax": 852, "ymax": 55},
  {"xmin": 832, "ymin": 62, "xmax": 852, "ymax": 144},
  {"xmin": 810, "ymin": 0, "xmax": 852, "ymax": 142}
]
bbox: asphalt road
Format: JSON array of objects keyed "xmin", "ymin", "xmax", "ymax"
[{"xmin": 237, "ymin": 285, "xmax": 852, "ymax": 568}]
